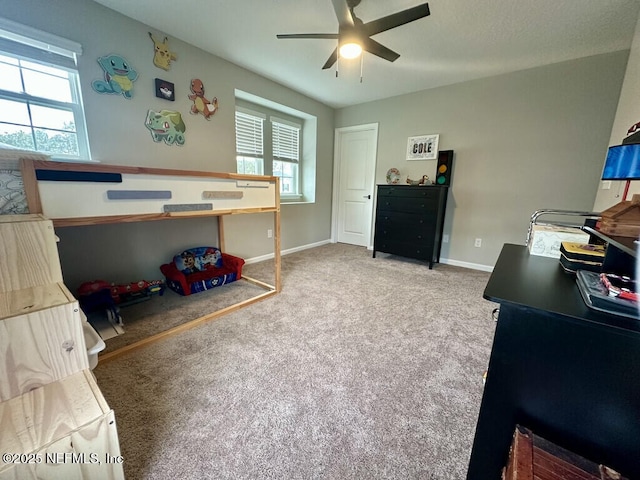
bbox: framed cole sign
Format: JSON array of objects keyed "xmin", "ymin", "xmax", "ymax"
[{"xmin": 406, "ymin": 134, "xmax": 439, "ymax": 161}]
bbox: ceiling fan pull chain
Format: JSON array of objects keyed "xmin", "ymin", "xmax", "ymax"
[
  {"xmin": 360, "ymin": 54, "xmax": 364, "ymax": 83},
  {"xmin": 336, "ymin": 52, "xmax": 340, "ymax": 77}
]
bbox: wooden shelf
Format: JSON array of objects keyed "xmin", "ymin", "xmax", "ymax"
[
  {"xmin": 0, "ymin": 282, "xmax": 75, "ymax": 320},
  {"xmin": 0, "ymin": 214, "xmax": 124, "ymax": 479},
  {"xmin": 0, "ymin": 370, "xmax": 123, "ymax": 480},
  {"xmin": 0, "ymin": 214, "xmax": 62, "ymax": 293}
]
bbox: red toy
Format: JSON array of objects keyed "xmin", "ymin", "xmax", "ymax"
[{"xmin": 78, "ymin": 279, "xmax": 164, "ymax": 304}]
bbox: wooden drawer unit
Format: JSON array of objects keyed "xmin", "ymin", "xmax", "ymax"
[
  {"xmin": 0, "ymin": 214, "xmax": 62, "ymax": 293},
  {"xmin": 0, "ymin": 370, "xmax": 124, "ymax": 480},
  {"xmin": 0, "ymin": 283, "xmax": 87, "ymax": 402},
  {"xmin": 0, "ymin": 214, "xmax": 123, "ymax": 479},
  {"xmin": 373, "ymin": 185, "xmax": 448, "ymax": 268}
]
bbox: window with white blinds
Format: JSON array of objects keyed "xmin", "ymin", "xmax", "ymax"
[
  {"xmin": 235, "ymin": 104, "xmax": 303, "ymax": 196},
  {"xmin": 272, "ymin": 120, "xmax": 300, "ymax": 164},
  {"xmin": 235, "ymin": 109, "xmax": 264, "ymax": 159}
]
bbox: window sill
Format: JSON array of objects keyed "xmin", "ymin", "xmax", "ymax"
[
  {"xmin": 50, "ymin": 156, "xmax": 98, "ymax": 163},
  {"xmin": 281, "ymin": 198, "xmax": 314, "ymax": 205}
]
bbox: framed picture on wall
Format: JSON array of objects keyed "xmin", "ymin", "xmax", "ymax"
[
  {"xmin": 155, "ymin": 78, "xmax": 175, "ymax": 101},
  {"xmin": 407, "ymin": 134, "xmax": 439, "ymax": 160}
]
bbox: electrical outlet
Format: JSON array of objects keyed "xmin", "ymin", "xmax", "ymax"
[
  {"xmin": 602, "ymin": 180, "xmax": 612, "ymax": 190},
  {"xmin": 442, "ymin": 234, "xmax": 449, "ymax": 243},
  {"xmin": 267, "ymin": 229, "xmax": 273, "ymax": 238},
  {"xmin": 474, "ymin": 238, "xmax": 482, "ymax": 248}
]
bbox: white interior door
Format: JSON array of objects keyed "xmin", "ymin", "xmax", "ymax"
[{"xmin": 333, "ymin": 124, "xmax": 378, "ymax": 247}]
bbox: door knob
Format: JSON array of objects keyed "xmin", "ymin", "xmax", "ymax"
[{"xmin": 363, "ymin": 194, "xmax": 371, "ymax": 199}]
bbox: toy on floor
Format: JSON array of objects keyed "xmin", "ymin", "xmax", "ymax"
[
  {"xmin": 110, "ymin": 279, "xmax": 165, "ymax": 305},
  {"xmin": 77, "ymin": 280, "xmax": 123, "ymax": 326},
  {"xmin": 77, "ymin": 279, "xmax": 165, "ymax": 324},
  {"xmin": 160, "ymin": 246, "xmax": 244, "ymax": 296}
]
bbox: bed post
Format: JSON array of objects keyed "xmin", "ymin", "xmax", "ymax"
[
  {"xmin": 274, "ymin": 178, "xmax": 282, "ymax": 293},
  {"xmin": 20, "ymin": 159, "xmax": 43, "ymax": 214},
  {"xmin": 218, "ymin": 216, "xmax": 226, "ymax": 252}
]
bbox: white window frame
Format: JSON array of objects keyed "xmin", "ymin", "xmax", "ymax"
[
  {"xmin": 235, "ymin": 105, "xmax": 303, "ymax": 198},
  {"xmin": 271, "ymin": 117, "xmax": 300, "ymax": 197},
  {"xmin": 235, "ymin": 107, "xmax": 265, "ymax": 176},
  {"xmin": 0, "ymin": 18, "xmax": 91, "ymax": 161}
]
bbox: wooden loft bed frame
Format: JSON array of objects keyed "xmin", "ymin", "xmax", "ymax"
[{"xmin": 19, "ymin": 159, "xmax": 281, "ymax": 361}]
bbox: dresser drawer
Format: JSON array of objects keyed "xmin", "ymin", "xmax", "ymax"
[
  {"xmin": 374, "ymin": 239, "xmax": 434, "ymax": 260},
  {"xmin": 375, "ymin": 227, "xmax": 434, "ymax": 244},
  {"xmin": 376, "ymin": 196, "xmax": 439, "ymax": 215},
  {"xmin": 375, "ymin": 212, "xmax": 436, "ymax": 239},
  {"xmin": 377, "ymin": 185, "xmax": 442, "ymax": 200}
]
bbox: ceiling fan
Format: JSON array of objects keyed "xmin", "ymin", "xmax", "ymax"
[{"xmin": 276, "ymin": 0, "xmax": 430, "ymax": 70}]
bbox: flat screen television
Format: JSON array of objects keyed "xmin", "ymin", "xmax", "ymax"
[{"xmin": 602, "ymin": 144, "xmax": 640, "ymax": 180}]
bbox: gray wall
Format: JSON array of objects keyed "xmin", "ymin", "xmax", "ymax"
[
  {"xmin": 594, "ymin": 14, "xmax": 640, "ymax": 211},
  {"xmin": 2, "ymin": 0, "xmax": 633, "ymax": 284},
  {"xmin": 335, "ymin": 51, "xmax": 629, "ymax": 268},
  {"xmin": 2, "ymin": 0, "xmax": 335, "ymax": 290}
]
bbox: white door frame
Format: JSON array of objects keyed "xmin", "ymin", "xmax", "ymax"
[{"xmin": 331, "ymin": 123, "xmax": 379, "ymax": 248}]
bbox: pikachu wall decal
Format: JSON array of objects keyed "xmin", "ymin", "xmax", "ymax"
[{"xmin": 148, "ymin": 32, "xmax": 177, "ymax": 70}]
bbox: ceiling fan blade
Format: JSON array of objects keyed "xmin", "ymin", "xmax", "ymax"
[
  {"xmin": 331, "ymin": 0, "xmax": 355, "ymax": 28},
  {"xmin": 322, "ymin": 48, "xmax": 338, "ymax": 69},
  {"xmin": 364, "ymin": 3, "xmax": 430, "ymax": 36},
  {"xmin": 277, "ymin": 33, "xmax": 339, "ymax": 39},
  {"xmin": 362, "ymin": 37, "xmax": 400, "ymax": 62}
]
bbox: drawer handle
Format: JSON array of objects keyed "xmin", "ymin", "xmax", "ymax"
[{"xmin": 417, "ymin": 235, "xmax": 422, "ymax": 239}]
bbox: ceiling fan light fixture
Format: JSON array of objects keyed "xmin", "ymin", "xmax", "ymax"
[{"xmin": 339, "ymin": 41, "xmax": 362, "ymax": 59}]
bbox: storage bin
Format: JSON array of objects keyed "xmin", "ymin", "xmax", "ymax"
[{"xmin": 83, "ymin": 321, "xmax": 106, "ymax": 370}]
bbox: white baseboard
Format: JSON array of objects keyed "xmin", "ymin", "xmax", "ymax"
[
  {"xmin": 245, "ymin": 242, "xmax": 494, "ymax": 273},
  {"xmin": 368, "ymin": 246, "xmax": 494, "ymax": 272},
  {"xmin": 440, "ymin": 257, "xmax": 494, "ymax": 272},
  {"xmin": 244, "ymin": 239, "xmax": 332, "ymax": 264}
]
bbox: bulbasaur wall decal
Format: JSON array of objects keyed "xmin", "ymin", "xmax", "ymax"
[
  {"xmin": 92, "ymin": 54, "xmax": 138, "ymax": 99},
  {"xmin": 144, "ymin": 109, "xmax": 186, "ymax": 146}
]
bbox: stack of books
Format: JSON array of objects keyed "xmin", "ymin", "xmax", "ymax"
[{"xmin": 559, "ymin": 242, "xmax": 605, "ymax": 274}]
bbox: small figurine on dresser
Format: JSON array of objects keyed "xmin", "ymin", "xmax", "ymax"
[{"xmin": 406, "ymin": 175, "xmax": 431, "ymax": 186}]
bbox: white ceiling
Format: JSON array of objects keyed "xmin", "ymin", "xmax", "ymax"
[{"xmin": 92, "ymin": 0, "xmax": 640, "ymax": 109}]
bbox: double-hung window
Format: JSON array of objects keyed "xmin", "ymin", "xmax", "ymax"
[
  {"xmin": 272, "ymin": 118, "xmax": 300, "ymax": 195},
  {"xmin": 235, "ymin": 106, "xmax": 302, "ymax": 197},
  {"xmin": 0, "ymin": 19, "xmax": 90, "ymax": 160},
  {"xmin": 235, "ymin": 108, "xmax": 265, "ymax": 175}
]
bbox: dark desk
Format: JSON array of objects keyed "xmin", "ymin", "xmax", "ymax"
[{"xmin": 466, "ymin": 244, "xmax": 640, "ymax": 479}]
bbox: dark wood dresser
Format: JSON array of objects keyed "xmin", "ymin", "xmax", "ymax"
[
  {"xmin": 372, "ymin": 184, "xmax": 448, "ymax": 268},
  {"xmin": 467, "ymin": 243, "xmax": 640, "ymax": 480}
]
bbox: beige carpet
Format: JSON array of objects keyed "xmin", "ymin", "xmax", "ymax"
[
  {"xmin": 100, "ymin": 278, "xmax": 270, "ymax": 354},
  {"xmin": 93, "ymin": 243, "xmax": 497, "ymax": 480}
]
